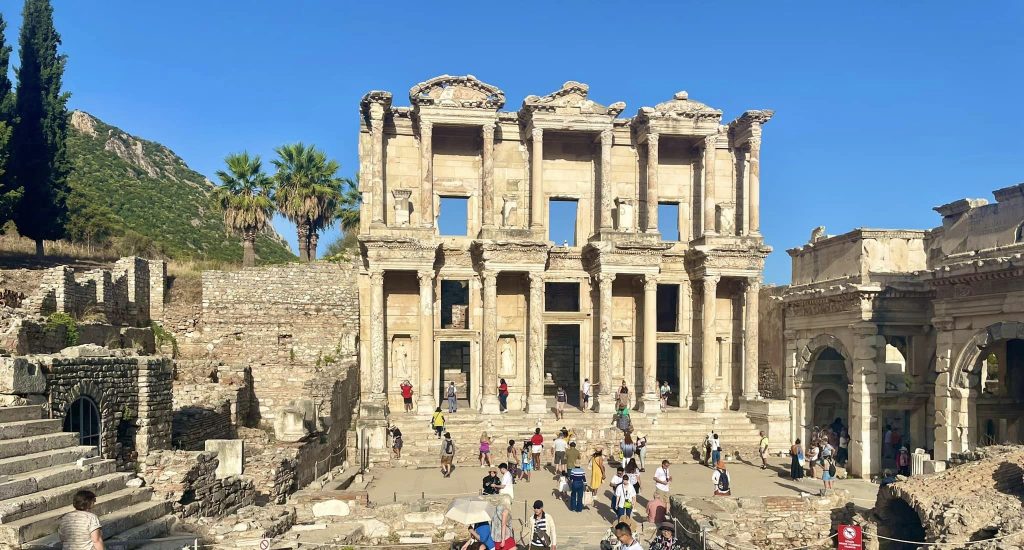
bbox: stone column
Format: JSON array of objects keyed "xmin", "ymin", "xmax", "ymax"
[
  {"xmin": 849, "ymin": 322, "xmax": 881, "ymax": 478},
  {"xmin": 702, "ymin": 134, "xmax": 716, "ymax": 235},
  {"xmin": 417, "ymin": 270, "xmax": 436, "ymax": 413},
  {"xmin": 932, "ymin": 317, "xmax": 956, "ymax": 460},
  {"xmin": 640, "ymin": 275, "xmax": 661, "ymax": 411},
  {"xmin": 742, "ymin": 277, "xmax": 760, "ymax": 400},
  {"xmin": 599, "ymin": 129, "xmax": 613, "ymax": 231},
  {"xmin": 480, "ymin": 271, "xmax": 500, "ymax": 414},
  {"xmin": 530, "ymin": 128, "xmax": 544, "ymax": 230},
  {"xmin": 369, "ymin": 270, "xmax": 386, "ymax": 401},
  {"xmin": 680, "ymin": 280, "xmax": 693, "ymax": 408},
  {"xmin": 481, "ymin": 124, "xmax": 495, "ymax": 230},
  {"xmin": 747, "ymin": 136, "xmax": 761, "ymax": 235},
  {"xmin": 645, "ymin": 133, "xmax": 659, "ymax": 234},
  {"xmin": 526, "ymin": 272, "xmax": 547, "ymax": 413},
  {"xmin": 697, "ymin": 275, "xmax": 723, "ymax": 412},
  {"xmin": 594, "ymin": 273, "xmax": 615, "ymax": 412},
  {"xmin": 370, "ymin": 117, "xmax": 385, "ymax": 226},
  {"xmin": 419, "ymin": 120, "xmax": 434, "ymax": 228}
]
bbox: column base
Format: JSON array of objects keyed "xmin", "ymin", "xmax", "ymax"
[
  {"xmin": 638, "ymin": 394, "xmax": 662, "ymax": 413},
  {"xmin": 480, "ymin": 395, "xmax": 501, "ymax": 415},
  {"xmin": 526, "ymin": 396, "xmax": 549, "ymax": 414},
  {"xmin": 416, "ymin": 396, "xmax": 437, "ymax": 415},
  {"xmin": 592, "ymin": 395, "xmax": 616, "ymax": 413},
  {"xmin": 696, "ymin": 393, "xmax": 727, "ymax": 414}
]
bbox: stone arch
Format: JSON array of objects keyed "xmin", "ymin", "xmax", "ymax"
[
  {"xmin": 951, "ymin": 321, "xmax": 1024, "ymax": 390},
  {"xmin": 796, "ymin": 333, "xmax": 854, "ymax": 387}
]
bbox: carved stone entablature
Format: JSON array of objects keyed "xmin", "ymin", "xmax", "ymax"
[
  {"xmin": 633, "ymin": 91, "xmax": 724, "ymax": 138},
  {"xmin": 360, "ymin": 91, "xmax": 393, "ymax": 124},
  {"xmin": 639, "ymin": 91, "xmax": 723, "ymax": 122},
  {"xmin": 471, "ymin": 240, "xmax": 550, "ymax": 272},
  {"xmin": 436, "ymin": 244, "xmax": 475, "ymax": 271},
  {"xmin": 923, "ymin": 254, "xmax": 1024, "ymax": 287},
  {"xmin": 547, "ymin": 248, "xmax": 586, "ymax": 272},
  {"xmin": 360, "ymin": 235, "xmax": 436, "ymax": 269},
  {"xmin": 409, "ymin": 75, "xmax": 505, "ymax": 110},
  {"xmin": 582, "ymin": 240, "xmax": 669, "ymax": 273},
  {"xmin": 784, "ymin": 292, "xmax": 864, "ymax": 318},
  {"xmin": 687, "ymin": 244, "xmax": 770, "ymax": 277}
]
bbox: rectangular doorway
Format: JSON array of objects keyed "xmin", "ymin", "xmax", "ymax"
[
  {"xmin": 544, "ymin": 325, "xmax": 581, "ymax": 407},
  {"xmin": 657, "ymin": 343, "xmax": 680, "ymax": 407},
  {"xmin": 439, "ymin": 341, "xmax": 471, "ymax": 409}
]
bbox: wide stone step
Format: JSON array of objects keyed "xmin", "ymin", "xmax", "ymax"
[
  {"xmin": 0, "ymin": 469, "xmax": 126, "ymax": 524},
  {"xmin": 0, "ymin": 419, "xmax": 63, "ymax": 441},
  {"xmin": 0, "ymin": 460, "xmax": 118, "ymax": 503},
  {"xmin": 4, "ymin": 487, "xmax": 153, "ymax": 546},
  {"xmin": 106, "ymin": 515, "xmax": 176, "ymax": 548},
  {"xmin": 0, "ymin": 405, "xmax": 44, "ymax": 424},
  {"xmin": 0, "ymin": 446, "xmax": 98, "ymax": 477},
  {"xmin": 0, "ymin": 432, "xmax": 79, "ymax": 460}
]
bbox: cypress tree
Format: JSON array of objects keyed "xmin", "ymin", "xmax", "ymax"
[
  {"xmin": 0, "ymin": 13, "xmax": 20, "ymax": 225},
  {"xmin": 10, "ymin": 0, "xmax": 70, "ymax": 257}
]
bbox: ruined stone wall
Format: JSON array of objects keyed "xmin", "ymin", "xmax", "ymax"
[
  {"xmin": 1, "ymin": 318, "xmax": 155, "ymax": 355},
  {"xmin": 140, "ymin": 450, "xmax": 255, "ymax": 519},
  {"xmin": 18, "ymin": 257, "xmax": 165, "ymax": 327},
  {"xmin": 38, "ymin": 351, "xmax": 173, "ymax": 463},
  {"xmin": 758, "ymin": 285, "xmax": 786, "ymax": 398},
  {"xmin": 200, "ymin": 261, "xmax": 359, "ymax": 421},
  {"xmin": 171, "ymin": 361, "xmax": 256, "ymax": 449}
]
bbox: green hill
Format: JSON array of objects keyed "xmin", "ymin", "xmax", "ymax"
[{"xmin": 66, "ymin": 110, "xmax": 294, "ymax": 263}]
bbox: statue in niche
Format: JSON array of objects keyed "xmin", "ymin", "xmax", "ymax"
[
  {"xmin": 499, "ymin": 337, "xmax": 516, "ymax": 376},
  {"xmin": 392, "ymin": 339, "xmax": 408, "ymax": 377},
  {"xmin": 392, "ymin": 189, "xmax": 412, "ymax": 226},
  {"xmin": 502, "ymin": 196, "xmax": 519, "ymax": 228},
  {"xmin": 716, "ymin": 203, "xmax": 735, "ymax": 235},
  {"xmin": 616, "ymin": 198, "xmax": 634, "ymax": 231}
]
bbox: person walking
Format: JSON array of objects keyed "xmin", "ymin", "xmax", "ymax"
[
  {"xmin": 530, "ymin": 428, "xmax": 544, "ymax": 471},
  {"xmin": 653, "ymin": 459, "xmax": 672, "ymax": 504},
  {"xmin": 498, "ymin": 378, "xmax": 509, "ymax": 413},
  {"xmin": 555, "ymin": 386, "xmax": 568, "ymax": 420},
  {"xmin": 493, "ymin": 502, "xmax": 516, "ymax": 550},
  {"xmin": 758, "ymin": 431, "xmax": 769, "ymax": 470},
  {"xmin": 712, "ymin": 461, "xmax": 731, "ymax": 496},
  {"xmin": 431, "ymin": 407, "xmax": 445, "ymax": 439},
  {"xmin": 822, "ymin": 453, "xmax": 837, "ymax": 495},
  {"xmin": 440, "ymin": 432, "xmax": 456, "ymax": 478},
  {"xmin": 659, "ymin": 380, "xmax": 671, "ymax": 410},
  {"xmin": 588, "ymin": 448, "xmax": 606, "ymax": 499},
  {"xmin": 838, "ymin": 429, "xmax": 850, "ymax": 467},
  {"xmin": 447, "ymin": 381, "xmax": 459, "ymax": 413},
  {"xmin": 59, "ymin": 490, "xmax": 104, "ymax": 550},
  {"xmin": 649, "ymin": 521, "xmax": 684, "ymax": 550},
  {"xmin": 565, "ymin": 441, "xmax": 581, "ymax": 471},
  {"xmin": 613, "ymin": 474, "xmax": 636, "ymax": 519},
  {"xmin": 609, "ymin": 466, "xmax": 624, "ymax": 513},
  {"xmin": 897, "ymin": 446, "xmax": 911, "ymax": 476},
  {"xmin": 390, "ymin": 426, "xmax": 403, "ymax": 459},
  {"xmin": 625, "ymin": 458, "xmax": 640, "ymax": 497},
  {"xmin": 635, "ymin": 432, "xmax": 648, "ymax": 472},
  {"xmin": 581, "ymin": 378, "xmax": 592, "ymax": 412},
  {"xmin": 806, "ymin": 441, "xmax": 819, "ymax": 479},
  {"xmin": 617, "ymin": 380, "xmax": 630, "ymax": 409},
  {"xmin": 613, "ymin": 522, "xmax": 643, "ymax": 550},
  {"xmin": 709, "ymin": 433, "xmax": 722, "ymax": 466},
  {"xmin": 702, "ymin": 430, "xmax": 713, "ymax": 466},
  {"xmin": 568, "ymin": 464, "xmax": 586, "ymax": 512},
  {"xmin": 790, "ymin": 438, "xmax": 805, "ymax": 480},
  {"xmin": 479, "ymin": 432, "xmax": 492, "ymax": 467},
  {"xmin": 520, "ymin": 441, "xmax": 533, "ymax": 482},
  {"xmin": 528, "ymin": 500, "xmax": 556, "ymax": 550},
  {"xmin": 552, "ymin": 432, "xmax": 568, "ymax": 479},
  {"xmin": 400, "ymin": 380, "xmax": 414, "ymax": 412},
  {"xmin": 619, "ymin": 432, "xmax": 636, "ymax": 466}
]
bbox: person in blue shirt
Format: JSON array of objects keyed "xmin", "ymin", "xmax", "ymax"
[
  {"xmin": 568, "ymin": 465, "xmax": 587, "ymax": 512},
  {"xmin": 458, "ymin": 520, "xmax": 495, "ymax": 550}
]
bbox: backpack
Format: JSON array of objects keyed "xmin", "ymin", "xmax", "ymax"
[
  {"xmin": 828, "ymin": 459, "xmax": 837, "ymax": 477},
  {"xmin": 444, "ymin": 439, "xmax": 454, "ymax": 455},
  {"xmin": 718, "ymin": 471, "xmax": 730, "ymax": 492}
]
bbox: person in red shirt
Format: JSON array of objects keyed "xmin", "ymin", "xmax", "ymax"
[
  {"xmin": 530, "ymin": 428, "xmax": 544, "ymax": 471},
  {"xmin": 498, "ymin": 378, "xmax": 509, "ymax": 413},
  {"xmin": 400, "ymin": 380, "xmax": 414, "ymax": 412}
]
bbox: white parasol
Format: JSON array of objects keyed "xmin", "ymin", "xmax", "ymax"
[{"xmin": 445, "ymin": 497, "xmax": 495, "ymax": 525}]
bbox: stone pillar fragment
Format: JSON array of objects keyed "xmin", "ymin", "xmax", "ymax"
[
  {"xmin": 369, "ymin": 271, "xmax": 386, "ymax": 401},
  {"xmin": 594, "ymin": 273, "xmax": 615, "ymax": 412},
  {"xmin": 697, "ymin": 275, "xmax": 723, "ymax": 412},
  {"xmin": 702, "ymin": 135, "xmax": 716, "ymax": 235},
  {"xmin": 417, "ymin": 270, "xmax": 436, "ymax": 413},
  {"xmin": 419, "ymin": 120, "xmax": 434, "ymax": 228},
  {"xmin": 849, "ymin": 322, "xmax": 881, "ymax": 478},
  {"xmin": 599, "ymin": 129, "xmax": 613, "ymax": 231},
  {"xmin": 639, "ymin": 275, "xmax": 660, "ymax": 411},
  {"xmin": 481, "ymin": 124, "xmax": 495, "ymax": 230},
  {"xmin": 743, "ymin": 277, "xmax": 760, "ymax": 400},
  {"xmin": 526, "ymin": 272, "xmax": 546, "ymax": 413},
  {"xmin": 530, "ymin": 128, "xmax": 544, "ymax": 230},
  {"xmin": 932, "ymin": 317, "xmax": 955, "ymax": 460},
  {"xmin": 645, "ymin": 133, "xmax": 659, "ymax": 234},
  {"xmin": 370, "ymin": 117, "xmax": 385, "ymax": 226},
  {"xmin": 748, "ymin": 136, "xmax": 761, "ymax": 234},
  {"xmin": 480, "ymin": 272, "xmax": 500, "ymax": 413}
]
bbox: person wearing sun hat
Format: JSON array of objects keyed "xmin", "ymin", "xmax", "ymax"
[{"xmin": 649, "ymin": 521, "xmax": 684, "ymax": 550}]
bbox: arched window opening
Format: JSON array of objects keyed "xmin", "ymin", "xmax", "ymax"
[{"xmin": 63, "ymin": 396, "xmax": 101, "ymax": 451}]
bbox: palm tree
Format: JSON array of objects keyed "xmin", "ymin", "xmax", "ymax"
[
  {"xmin": 213, "ymin": 152, "xmax": 275, "ymax": 267},
  {"xmin": 273, "ymin": 143, "xmax": 342, "ymax": 261},
  {"xmin": 336, "ymin": 177, "xmax": 360, "ymax": 232}
]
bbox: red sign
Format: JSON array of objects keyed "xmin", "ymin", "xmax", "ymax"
[{"xmin": 838, "ymin": 524, "xmax": 863, "ymax": 549}]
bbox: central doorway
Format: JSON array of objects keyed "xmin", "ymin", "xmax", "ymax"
[
  {"xmin": 544, "ymin": 325, "xmax": 581, "ymax": 407},
  {"xmin": 439, "ymin": 341, "xmax": 471, "ymax": 409},
  {"xmin": 657, "ymin": 343, "xmax": 680, "ymax": 407}
]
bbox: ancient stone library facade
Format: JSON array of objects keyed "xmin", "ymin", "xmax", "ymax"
[
  {"xmin": 355, "ymin": 75, "xmax": 772, "ymax": 421},
  {"xmin": 763, "ymin": 182, "xmax": 1024, "ymax": 477}
]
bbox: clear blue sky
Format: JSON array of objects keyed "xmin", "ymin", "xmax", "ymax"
[{"xmin": 3, "ymin": 1, "xmax": 1021, "ymax": 283}]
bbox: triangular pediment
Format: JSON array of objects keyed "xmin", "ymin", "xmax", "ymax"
[{"xmin": 522, "ymin": 81, "xmax": 625, "ymax": 117}]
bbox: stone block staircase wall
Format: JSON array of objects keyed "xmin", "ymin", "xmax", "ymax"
[
  {"xmin": 383, "ymin": 407, "xmax": 765, "ymax": 468},
  {"xmin": 0, "ymin": 405, "xmax": 173, "ymax": 549}
]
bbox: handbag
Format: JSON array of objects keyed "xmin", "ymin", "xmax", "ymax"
[
  {"xmin": 557, "ymin": 478, "xmax": 569, "ymax": 493},
  {"xmin": 583, "ymin": 491, "xmax": 594, "ymax": 506}
]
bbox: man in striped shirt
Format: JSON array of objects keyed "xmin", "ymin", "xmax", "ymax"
[{"xmin": 528, "ymin": 500, "xmax": 556, "ymax": 550}]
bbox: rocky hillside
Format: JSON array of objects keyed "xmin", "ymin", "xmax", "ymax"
[{"xmin": 67, "ymin": 110, "xmax": 294, "ymax": 263}]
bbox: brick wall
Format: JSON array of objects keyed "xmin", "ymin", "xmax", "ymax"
[{"xmin": 140, "ymin": 450, "xmax": 255, "ymax": 519}]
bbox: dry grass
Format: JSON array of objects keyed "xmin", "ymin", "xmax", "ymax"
[{"xmin": 0, "ymin": 233, "xmax": 120, "ymax": 269}]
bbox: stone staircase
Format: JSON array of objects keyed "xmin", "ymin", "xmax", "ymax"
[
  {"xmin": 0, "ymin": 405, "xmax": 174, "ymax": 549},
  {"xmin": 383, "ymin": 406, "xmax": 764, "ymax": 468}
]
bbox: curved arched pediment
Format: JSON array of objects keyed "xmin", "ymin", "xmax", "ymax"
[
  {"xmin": 409, "ymin": 74, "xmax": 505, "ymax": 110},
  {"xmin": 522, "ymin": 81, "xmax": 625, "ymax": 117},
  {"xmin": 796, "ymin": 333, "xmax": 853, "ymax": 386},
  {"xmin": 951, "ymin": 321, "xmax": 1024, "ymax": 390},
  {"xmin": 637, "ymin": 90, "xmax": 722, "ymax": 121}
]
